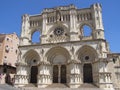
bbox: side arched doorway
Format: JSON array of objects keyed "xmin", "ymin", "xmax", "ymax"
[
  {"xmin": 23, "ymin": 50, "xmax": 40, "ymax": 85},
  {"xmin": 83, "ymin": 64, "xmax": 93, "ymax": 83},
  {"xmin": 77, "ymin": 45, "xmax": 98, "ymax": 84},
  {"xmin": 30, "ymin": 66, "xmax": 38, "ymax": 83}
]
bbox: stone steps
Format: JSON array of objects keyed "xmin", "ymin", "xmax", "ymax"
[
  {"xmin": 20, "ymin": 83, "xmax": 103, "ymax": 90},
  {"xmin": 21, "ymin": 87, "xmax": 103, "ymax": 90},
  {"xmin": 24, "ymin": 83, "xmax": 36, "ymax": 87},
  {"xmin": 80, "ymin": 83, "xmax": 98, "ymax": 88},
  {"xmin": 47, "ymin": 83, "xmax": 69, "ymax": 88}
]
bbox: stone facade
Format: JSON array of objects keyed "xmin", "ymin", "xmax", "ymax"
[{"xmin": 14, "ymin": 3, "xmax": 120, "ymax": 90}]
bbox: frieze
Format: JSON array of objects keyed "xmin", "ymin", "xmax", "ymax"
[{"xmin": 19, "ymin": 41, "xmax": 100, "ymax": 52}]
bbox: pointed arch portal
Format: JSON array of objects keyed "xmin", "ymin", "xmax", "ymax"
[{"xmin": 46, "ymin": 46, "xmax": 70, "ymax": 84}]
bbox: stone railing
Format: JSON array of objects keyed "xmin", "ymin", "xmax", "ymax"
[
  {"xmin": 77, "ymin": 12, "xmax": 92, "ymax": 21},
  {"xmin": 81, "ymin": 36, "xmax": 92, "ymax": 40},
  {"xmin": 30, "ymin": 20, "xmax": 41, "ymax": 28},
  {"xmin": 14, "ymin": 75, "xmax": 29, "ymax": 85},
  {"xmin": 37, "ymin": 74, "xmax": 52, "ymax": 85},
  {"xmin": 99, "ymin": 72, "xmax": 112, "ymax": 83},
  {"xmin": 99, "ymin": 72, "xmax": 114, "ymax": 89},
  {"xmin": 69, "ymin": 74, "xmax": 81, "ymax": 83}
]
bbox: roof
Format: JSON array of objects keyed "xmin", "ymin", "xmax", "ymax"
[
  {"xmin": 0, "ymin": 34, "xmax": 5, "ymax": 43},
  {"xmin": 0, "ymin": 33, "xmax": 19, "ymax": 43}
]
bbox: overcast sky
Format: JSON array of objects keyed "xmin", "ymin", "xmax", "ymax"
[{"xmin": 0, "ymin": 0, "xmax": 120, "ymax": 52}]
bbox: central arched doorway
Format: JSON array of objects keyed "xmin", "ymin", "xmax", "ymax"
[
  {"xmin": 53, "ymin": 65, "xmax": 67, "ymax": 83},
  {"xmin": 53, "ymin": 65, "xmax": 58, "ymax": 83},
  {"xmin": 30, "ymin": 66, "xmax": 38, "ymax": 83},
  {"xmin": 45, "ymin": 46, "xmax": 70, "ymax": 84},
  {"xmin": 83, "ymin": 64, "xmax": 93, "ymax": 83}
]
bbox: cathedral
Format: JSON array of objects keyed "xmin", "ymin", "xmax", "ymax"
[{"xmin": 14, "ymin": 3, "xmax": 120, "ymax": 90}]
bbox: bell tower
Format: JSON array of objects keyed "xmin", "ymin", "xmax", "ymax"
[{"xmin": 91, "ymin": 3, "xmax": 105, "ymax": 39}]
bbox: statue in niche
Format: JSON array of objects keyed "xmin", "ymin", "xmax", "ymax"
[
  {"xmin": 40, "ymin": 49, "xmax": 44, "ymax": 60},
  {"xmin": 56, "ymin": 10, "xmax": 61, "ymax": 22},
  {"xmin": 70, "ymin": 46, "xmax": 75, "ymax": 59},
  {"xmin": 40, "ymin": 49, "xmax": 44, "ymax": 55}
]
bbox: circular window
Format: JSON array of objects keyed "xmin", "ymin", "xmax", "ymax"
[
  {"xmin": 54, "ymin": 27, "xmax": 64, "ymax": 36},
  {"xmin": 85, "ymin": 56, "xmax": 89, "ymax": 60},
  {"xmin": 33, "ymin": 60, "xmax": 36, "ymax": 63}
]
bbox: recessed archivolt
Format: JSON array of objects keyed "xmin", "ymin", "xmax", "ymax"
[
  {"xmin": 78, "ymin": 22, "xmax": 94, "ymax": 31},
  {"xmin": 76, "ymin": 45, "xmax": 98, "ymax": 62},
  {"xmin": 22, "ymin": 49, "xmax": 40, "ymax": 65},
  {"xmin": 78, "ymin": 23, "xmax": 94, "ymax": 37},
  {"xmin": 45, "ymin": 46, "xmax": 70, "ymax": 64},
  {"xmin": 29, "ymin": 28, "xmax": 42, "ymax": 42},
  {"xmin": 31, "ymin": 29, "xmax": 41, "ymax": 36}
]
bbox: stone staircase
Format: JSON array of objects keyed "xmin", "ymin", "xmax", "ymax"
[
  {"xmin": 24, "ymin": 83, "xmax": 36, "ymax": 87},
  {"xmin": 47, "ymin": 83, "xmax": 69, "ymax": 88},
  {"xmin": 80, "ymin": 83, "xmax": 98, "ymax": 88},
  {"xmin": 19, "ymin": 83, "xmax": 103, "ymax": 90}
]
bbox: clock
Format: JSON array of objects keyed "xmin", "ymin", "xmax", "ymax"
[{"xmin": 54, "ymin": 27, "xmax": 64, "ymax": 36}]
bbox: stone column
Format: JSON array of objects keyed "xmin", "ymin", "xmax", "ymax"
[
  {"xmin": 14, "ymin": 63, "xmax": 28, "ymax": 87},
  {"xmin": 58, "ymin": 65, "xmax": 61, "ymax": 83},
  {"xmin": 20, "ymin": 14, "xmax": 30, "ymax": 45},
  {"xmin": 91, "ymin": 3, "xmax": 105, "ymax": 39},
  {"xmin": 69, "ymin": 5, "xmax": 78, "ymax": 41},
  {"xmin": 41, "ymin": 13, "xmax": 47, "ymax": 44},
  {"xmin": 68, "ymin": 60, "xmax": 81, "ymax": 88}
]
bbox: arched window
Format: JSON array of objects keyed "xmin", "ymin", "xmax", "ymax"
[
  {"xmin": 82, "ymin": 25, "xmax": 92, "ymax": 37},
  {"xmin": 32, "ymin": 30, "xmax": 41, "ymax": 43}
]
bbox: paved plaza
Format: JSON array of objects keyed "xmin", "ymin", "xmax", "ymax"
[
  {"xmin": 0, "ymin": 84, "xmax": 20, "ymax": 90},
  {"xmin": 0, "ymin": 84, "xmax": 103, "ymax": 90}
]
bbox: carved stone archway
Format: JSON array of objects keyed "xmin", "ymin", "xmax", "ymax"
[
  {"xmin": 76, "ymin": 45, "xmax": 98, "ymax": 84},
  {"xmin": 23, "ymin": 50, "xmax": 40, "ymax": 84},
  {"xmin": 46, "ymin": 46, "xmax": 70, "ymax": 84}
]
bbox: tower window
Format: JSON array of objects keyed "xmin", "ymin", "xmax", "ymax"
[
  {"xmin": 81, "ymin": 25, "xmax": 92, "ymax": 37},
  {"xmin": 33, "ymin": 60, "xmax": 36, "ymax": 63},
  {"xmin": 31, "ymin": 30, "xmax": 41, "ymax": 43}
]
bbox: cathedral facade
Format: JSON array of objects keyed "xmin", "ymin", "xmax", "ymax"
[{"xmin": 14, "ymin": 3, "xmax": 120, "ymax": 90}]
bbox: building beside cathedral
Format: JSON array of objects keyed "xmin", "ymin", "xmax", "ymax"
[
  {"xmin": 14, "ymin": 3, "xmax": 120, "ymax": 90},
  {"xmin": 0, "ymin": 33, "xmax": 19, "ymax": 84}
]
